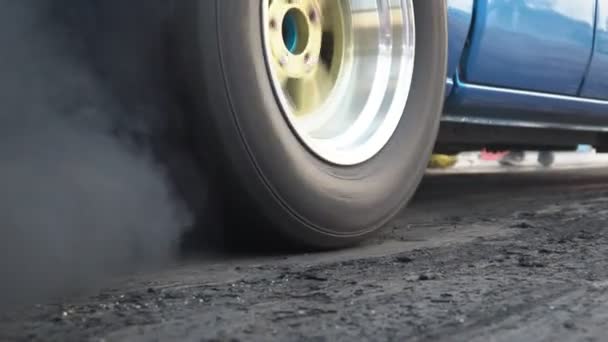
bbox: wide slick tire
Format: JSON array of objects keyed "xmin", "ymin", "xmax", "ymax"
[{"xmin": 175, "ymin": 0, "xmax": 447, "ymax": 248}]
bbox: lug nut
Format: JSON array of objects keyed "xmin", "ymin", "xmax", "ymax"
[
  {"xmin": 309, "ymin": 8, "xmax": 318, "ymax": 23},
  {"xmin": 279, "ymin": 55, "xmax": 289, "ymax": 66},
  {"xmin": 305, "ymin": 55, "xmax": 317, "ymax": 72}
]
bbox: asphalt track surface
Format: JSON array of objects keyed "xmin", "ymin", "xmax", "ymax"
[{"xmin": 2, "ymin": 167, "xmax": 608, "ymax": 341}]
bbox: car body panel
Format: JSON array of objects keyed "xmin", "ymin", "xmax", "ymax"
[
  {"xmin": 445, "ymin": 71, "xmax": 608, "ymax": 130},
  {"xmin": 581, "ymin": 0, "xmax": 608, "ymax": 100},
  {"xmin": 444, "ymin": 0, "xmax": 608, "ymax": 133},
  {"xmin": 462, "ymin": 0, "xmax": 596, "ymax": 96}
]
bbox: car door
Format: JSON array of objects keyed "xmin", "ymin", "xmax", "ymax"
[
  {"xmin": 462, "ymin": 0, "xmax": 596, "ymax": 96},
  {"xmin": 580, "ymin": 0, "xmax": 608, "ymax": 100}
]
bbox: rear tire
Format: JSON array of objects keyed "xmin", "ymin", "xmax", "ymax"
[{"xmin": 174, "ymin": 0, "xmax": 447, "ymax": 248}]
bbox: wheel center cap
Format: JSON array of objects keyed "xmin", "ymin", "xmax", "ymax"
[{"xmin": 282, "ymin": 9, "xmax": 307, "ymax": 54}]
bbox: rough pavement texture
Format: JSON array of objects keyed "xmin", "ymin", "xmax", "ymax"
[{"xmin": 1, "ymin": 169, "xmax": 608, "ymax": 342}]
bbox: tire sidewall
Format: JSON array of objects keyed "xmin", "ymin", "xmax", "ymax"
[{"xmin": 186, "ymin": 0, "xmax": 447, "ymax": 246}]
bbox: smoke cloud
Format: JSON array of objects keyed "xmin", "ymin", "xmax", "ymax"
[{"xmin": 0, "ymin": 0, "xmax": 199, "ymax": 309}]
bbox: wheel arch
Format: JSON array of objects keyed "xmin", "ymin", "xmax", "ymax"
[{"xmin": 446, "ymin": 0, "xmax": 475, "ymax": 95}]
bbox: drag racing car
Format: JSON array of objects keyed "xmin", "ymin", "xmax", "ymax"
[{"xmin": 175, "ymin": 0, "xmax": 608, "ymax": 248}]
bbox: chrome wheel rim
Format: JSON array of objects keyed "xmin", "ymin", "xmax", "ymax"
[{"xmin": 262, "ymin": 0, "xmax": 416, "ymax": 166}]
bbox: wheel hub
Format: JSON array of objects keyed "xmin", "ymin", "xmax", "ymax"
[{"xmin": 268, "ymin": 0, "xmax": 322, "ymax": 80}]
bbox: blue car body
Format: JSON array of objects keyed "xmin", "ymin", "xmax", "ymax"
[{"xmin": 443, "ymin": 0, "xmax": 608, "ymax": 137}]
